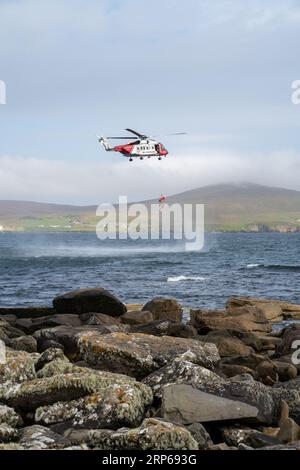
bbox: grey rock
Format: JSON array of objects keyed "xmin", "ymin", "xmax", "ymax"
[
  {"xmin": 19, "ymin": 425, "xmax": 71, "ymax": 450},
  {"xmin": 161, "ymin": 384, "xmax": 258, "ymax": 424},
  {"xmin": 142, "ymin": 298, "xmax": 183, "ymax": 322}
]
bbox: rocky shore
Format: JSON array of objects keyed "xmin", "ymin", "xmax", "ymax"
[{"xmin": 1, "ymin": 288, "xmax": 300, "ymax": 450}]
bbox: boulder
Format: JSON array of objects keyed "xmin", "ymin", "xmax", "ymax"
[
  {"xmin": 19, "ymin": 425, "xmax": 71, "ymax": 450},
  {"xmin": 53, "ymin": 288, "xmax": 126, "ymax": 316},
  {"xmin": 166, "ymin": 323, "xmax": 198, "ymax": 339},
  {"xmin": 65, "ymin": 418, "xmax": 198, "ymax": 450},
  {"xmin": 202, "ymin": 331, "xmax": 254, "ymax": 357},
  {"xmin": 190, "ymin": 308, "xmax": 272, "ymax": 334},
  {"xmin": 221, "ymin": 426, "xmax": 282, "ymax": 448},
  {"xmin": 142, "ymin": 298, "xmax": 183, "ymax": 322},
  {"xmin": 0, "ymin": 424, "xmax": 19, "ymax": 443},
  {"xmin": 77, "ymin": 332, "xmax": 220, "ymax": 379},
  {"xmin": 1, "ymin": 369, "xmax": 150, "ymax": 412},
  {"xmin": 37, "ymin": 339, "xmax": 65, "ymax": 353},
  {"xmin": 226, "ymin": 297, "xmax": 283, "ymax": 322},
  {"xmin": 24, "ymin": 314, "xmax": 82, "ymax": 334},
  {"xmin": 8, "ymin": 335, "xmax": 37, "ymax": 353},
  {"xmin": 35, "ymin": 381, "xmax": 152, "ymax": 430},
  {"xmin": 186, "ymin": 423, "xmax": 213, "ymax": 449},
  {"xmin": 35, "ymin": 348, "xmax": 69, "ymax": 372},
  {"xmin": 0, "ymin": 307, "xmax": 54, "ymax": 319},
  {"xmin": 120, "ymin": 310, "xmax": 154, "ymax": 325},
  {"xmin": 144, "ymin": 359, "xmax": 278, "ymax": 424},
  {"xmin": 34, "ymin": 324, "xmax": 126, "ymax": 358},
  {"xmin": 130, "ymin": 320, "xmax": 171, "ymax": 336},
  {"xmin": 276, "ymin": 324, "xmax": 300, "ymax": 356},
  {"xmin": 220, "ymin": 364, "xmax": 257, "ymax": 379},
  {"xmin": 273, "ymin": 361, "xmax": 298, "ymax": 382},
  {"xmin": 0, "ymin": 349, "xmax": 37, "ymax": 384},
  {"xmin": 161, "ymin": 384, "xmax": 259, "ymax": 424},
  {"xmin": 0, "ymin": 405, "xmax": 23, "ymax": 427}
]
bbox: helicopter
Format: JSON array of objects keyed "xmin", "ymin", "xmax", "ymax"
[{"xmin": 98, "ymin": 128, "xmax": 186, "ymax": 161}]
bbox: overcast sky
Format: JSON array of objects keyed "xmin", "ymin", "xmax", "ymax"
[{"xmin": 0, "ymin": 0, "xmax": 300, "ymax": 204}]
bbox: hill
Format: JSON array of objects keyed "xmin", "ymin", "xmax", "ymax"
[{"xmin": 1, "ymin": 183, "xmax": 300, "ymax": 232}]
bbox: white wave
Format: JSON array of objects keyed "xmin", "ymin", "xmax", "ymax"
[
  {"xmin": 167, "ymin": 275, "xmax": 206, "ymax": 282},
  {"xmin": 246, "ymin": 263, "xmax": 261, "ymax": 268}
]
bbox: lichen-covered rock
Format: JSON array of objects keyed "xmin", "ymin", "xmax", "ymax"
[
  {"xmin": 221, "ymin": 426, "xmax": 282, "ymax": 448},
  {"xmin": 0, "ymin": 349, "xmax": 38, "ymax": 384},
  {"xmin": 142, "ymin": 298, "xmax": 183, "ymax": 322},
  {"xmin": 0, "ymin": 405, "xmax": 23, "ymax": 427},
  {"xmin": 0, "ymin": 443, "xmax": 24, "ymax": 450},
  {"xmin": 80, "ymin": 312, "xmax": 121, "ymax": 326},
  {"xmin": 35, "ymin": 347, "xmax": 70, "ymax": 372},
  {"xmin": 19, "ymin": 425, "xmax": 71, "ymax": 449},
  {"xmin": 53, "ymin": 288, "xmax": 127, "ymax": 316},
  {"xmin": 0, "ymin": 424, "xmax": 19, "ymax": 443},
  {"xmin": 35, "ymin": 381, "xmax": 152, "ymax": 429},
  {"xmin": 1, "ymin": 369, "xmax": 151, "ymax": 412},
  {"xmin": 65, "ymin": 418, "xmax": 198, "ymax": 450},
  {"xmin": 36, "ymin": 360, "xmax": 75, "ymax": 378},
  {"xmin": 77, "ymin": 332, "xmax": 220, "ymax": 379}
]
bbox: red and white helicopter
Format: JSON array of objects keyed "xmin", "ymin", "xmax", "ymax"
[{"xmin": 98, "ymin": 128, "xmax": 186, "ymax": 161}]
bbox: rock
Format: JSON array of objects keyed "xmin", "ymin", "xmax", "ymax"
[
  {"xmin": 0, "ymin": 307, "xmax": 55, "ymax": 319},
  {"xmin": 77, "ymin": 332, "xmax": 220, "ymax": 379},
  {"xmin": 34, "ymin": 324, "xmax": 126, "ymax": 359},
  {"xmin": 0, "ymin": 349, "xmax": 37, "ymax": 384},
  {"xmin": 186, "ymin": 423, "xmax": 213, "ymax": 449},
  {"xmin": 120, "ymin": 310, "xmax": 154, "ymax": 325},
  {"xmin": 19, "ymin": 425, "xmax": 71, "ymax": 449},
  {"xmin": 256, "ymin": 360, "xmax": 279, "ymax": 385},
  {"xmin": 161, "ymin": 384, "xmax": 258, "ymax": 424},
  {"xmin": 221, "ymin": 353, "xmax": 269, "ymax": 369},
  {"xmin": 0, "ymin": 424, "xmax": 19, "ymax": 443},
  {"xmin": 37, "ymin": 339, "xmax": 65, "ymax": 353},
  {"xmin": 0, "ymin": 443, "xmax": 24, "ymax": 450},
  {"xmin": 130, "ymin": 320, "xmax": 171, "ymax": 336},
  {"xmin": 226, "ymin": 297, "xmax": 283, "ymax": 322},
  {"xmin": 276, "ymin": 324, "xmax": 300, "ymax": 356},
  {"xmin": 65, "ymin": 418, "xmax": 198, "ymax": 450},
  {"xmin": 202, "ymin": 330, "xmax": 254, "ymax": 357},
  {"xmin": 257, "ymin": 442, "xmax": 300, "ymax": 450},
  {"xmin": 273, "ymin": 361, "xmax": 298, "ymax": 382},
  {"xmin": 1, "ymin": 369, "xmax": 150, "ymax": 412},
  {"xmin": 35, "ymin": 348, "xmax": 69, "ymax": 372},
  {"xmin": 142, "ymin": 298, "xmax": 183, "ymax": 322},
  {"xmin": 190, "ymin": 308, "xmax": 272, "ymax": 334},
  {"xmin": 37, "ymin": 360, "xmax": 74, "ymax": 378},
  {"xmin": 220, "ymin": 364, "xmax": 257, "ymax": 379},
  {"xmin": 26, "ymin": 314, "xmax": 82, "ymax": 334},
  {"xmin": 277, "ymin": 417, "xmax": 300, "ymax": 442},
  {"xmin": 209, "ymin": 442, "xmax": 237, "ymax": 450},
  {"xmin": 80, "ymin": 312, "xmax": 121, "ymax": 326},
  {"xmin": 0, "ymin": 405, "xmax": 23, "ymax": 427},
  {"xmin": 8, "ymin": 335, "xmax": 37, "ymax": 353},
  {"xmin": 53, "ymin": 288, "xmax": 126, "ymax": 316},
  {"xmin": 144, "ymin": 360, "xmax": 278, "ymax": 424},
  {"xmin": 221, "ymin": 426, "xmax": 282, "ymax": 448},
  {"xmin": 166, "ymin": 323, "xmax": 198, "ymax": 339},
  {"xmin": 275, "ymin": 354, "xmax": 300, "ymax": 373},
  {"xmin": 35, "ymin": 381, "xmax": 152, "ymax": 430}
]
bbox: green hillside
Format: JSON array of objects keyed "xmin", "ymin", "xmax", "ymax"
[{"xmin": 1, "ymin": 183, "xmax": 300, "ymax": 232}]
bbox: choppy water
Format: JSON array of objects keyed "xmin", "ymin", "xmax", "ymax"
[{"xmin": 0, "ymin": 232, "xmax": 300, "ymax": 309}]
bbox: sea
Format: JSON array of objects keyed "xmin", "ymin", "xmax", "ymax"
[{"xmin": 0, "ymin": 232, "xmax": 300, "ymax": 310}]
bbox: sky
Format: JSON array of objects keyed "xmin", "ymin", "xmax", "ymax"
[{"xmin": 0, "ymin": 0, "xmax": 300, "ymax": 204}]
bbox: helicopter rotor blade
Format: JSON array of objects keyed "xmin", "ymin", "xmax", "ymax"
[
  {"xmin": 106, "ymin": 136, "xmax": 137, "ymax": 139},
  {"xmin": 125, "ymin": 128, "xmax": 147, "ymax": 139}
]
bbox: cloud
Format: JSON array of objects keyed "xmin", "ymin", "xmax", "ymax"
[{"xmin": 1, "ymin": 150, "xmax": 300, "ymax": 204}]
